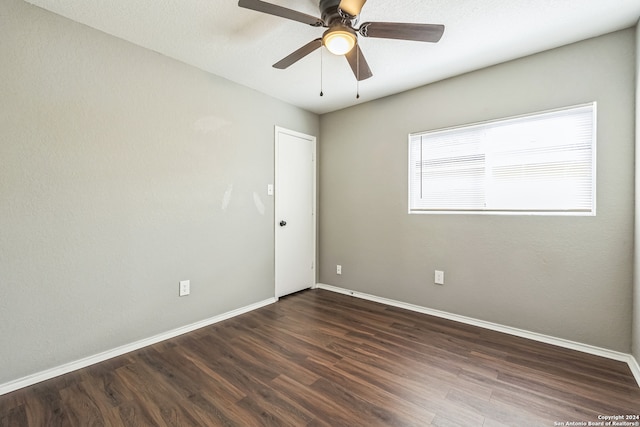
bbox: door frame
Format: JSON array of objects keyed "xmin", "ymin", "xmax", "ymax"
[{"xmin": 274, "ymin": 126, "xmax": 317, "ymax": 298}]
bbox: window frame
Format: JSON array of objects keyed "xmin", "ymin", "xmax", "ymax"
[{"xmin": 407, "ymin": 102, "xmax": 597, "ymax": 216}]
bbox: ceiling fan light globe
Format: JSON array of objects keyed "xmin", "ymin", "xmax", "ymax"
[{"xmin": 324, "ymin": 30, "xmax": 356, "ymax": 55}]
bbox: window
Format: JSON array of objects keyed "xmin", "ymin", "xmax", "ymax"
[{"xmin": 408, "ymin": 103, "xmax": 596, "ymax": 215}]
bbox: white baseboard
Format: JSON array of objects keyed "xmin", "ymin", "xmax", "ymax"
[
  {"xmin": 4, "ymin": 288, "xmax": 638, "ymax": 394},
  {"xmin": 316, "ymin": 283, "xmax": 640, "ymax": 388},
  {"xmin": 629, "ymin": 355, "xmax": 640, "ymax": 387},
  {"xmin": 0, "ymin": 297, "xmax": 277, "ymax": 396}
]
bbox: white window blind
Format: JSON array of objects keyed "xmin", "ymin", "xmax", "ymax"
[{"xmin": 409, "ymin": 103, "xmax": 596, "ymax": 215}]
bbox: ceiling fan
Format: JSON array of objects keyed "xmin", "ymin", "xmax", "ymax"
[{"xmin": 238, "ymin": 0, "xmax": 445, "ymax": 81}]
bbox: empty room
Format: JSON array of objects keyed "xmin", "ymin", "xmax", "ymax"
[{"xmin": 1, "ymin": 0, "xmax": 640, "ymax": 425}]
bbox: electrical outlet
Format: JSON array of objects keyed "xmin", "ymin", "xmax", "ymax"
[
  {"xmin": 179, "ymin": 280, "xmax": 190, "ymax": 296},
  {"xmin": 336, "ymin": 265, "xmax": 342, "ymax": 275},
  {"xmin": 434, "ymin": 270, "xmax": 444, "ymax": 285}
]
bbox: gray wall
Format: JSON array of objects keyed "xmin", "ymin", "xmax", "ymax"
[
  {"xmin": 634, "ymin": 21, "xmax": 640, "ymax": 363},
  {"xmin": 319, "ymin": 29, "xmax": 635, "ymax": 352},
  {"xmin": 0, "ymin": 0, "xmax": 318, "ymax": 385}
]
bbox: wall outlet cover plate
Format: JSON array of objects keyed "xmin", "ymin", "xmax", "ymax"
[{"xmin": 179, "ymin": 280, "xmax": 190, "ymax": 296}]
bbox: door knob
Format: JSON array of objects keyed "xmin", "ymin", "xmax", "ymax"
[{"xmin": 279, "ymin": 220, "xmax": 287, "ymax": 227}]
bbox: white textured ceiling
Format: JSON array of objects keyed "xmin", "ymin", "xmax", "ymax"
[{"xmin": 23, "ymin": 0, "xmax": 640, "ymax": 114}]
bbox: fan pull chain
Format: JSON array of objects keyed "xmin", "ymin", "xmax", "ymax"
[
  {"xmin": 320, "ymin": 47, "xmax": 324, "ymax": 97},
  {"xmin": 356, "ymin": 45, "xmax": 360, "ymax": 99}
]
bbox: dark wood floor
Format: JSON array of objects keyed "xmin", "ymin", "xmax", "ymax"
[{"xmin": 1, "ymin": 289, "xmax": 639, "ymax": 426}]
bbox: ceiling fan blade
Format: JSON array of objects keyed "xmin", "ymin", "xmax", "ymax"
[
  {"xmin": 338, "ymin": 0, "xmax": 367, "ymax": 17},
  {"xmin": 359, "ymin": 22, "xmax": 445, "ymax": 42},
  {"xmin": 238, "ymin": 0, "xmax": 323, "ymax": 27},
  {"xmin": 273, "ymin": 38, "xmax": 323, "ymax": 69},
  {"xmin": 345, "ymin": 44, "xmax": 373, "ymax": 81}
]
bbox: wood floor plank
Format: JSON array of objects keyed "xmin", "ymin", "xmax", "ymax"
[
  {"xmin": 446, "ymin": 388, "xmax": 551, "ymax": 427},
  {"xmin": 0, "ymin": 404, "xmax": 27, "ymax": 427},
  {"xmin": 233, "ymin": 334, "xmax": 321, "ymax": 386},
  {"xmin": 302, "ymin": 355, "xmax": 437, "ymax": 426},
  {"xmin": 270, "ymin": 374, "xmax": 358, "ymax": 427},
  {"xmin": 309, "ymin": 376, "xmax": 427, "ymax": 427},
  {"xmin": 1, "ymin": 289, "xmax": 639, "ymax": 426},
  {"xmin": 185, "ymin": 392, "xmax": 240, "ymax": 426},
  {"xmin": 21, "ymin": 383, "xmax": 70, "ymax": 427},
  {"xmin": 113, "ymin": 396, "xmax": 167, "ymax": 427},
  {"xmin": 178, "ymin": 346, "xmax": 247, "ymax": 403}
]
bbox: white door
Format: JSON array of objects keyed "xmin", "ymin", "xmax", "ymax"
[{"xmin": 275, "ymin": 126, "xmax": 316, "ymax": 298}]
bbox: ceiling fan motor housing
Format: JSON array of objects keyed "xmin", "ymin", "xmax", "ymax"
[{"xmin": 319, "ymin": 0, "xmax": 343, "ymax": 25}]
